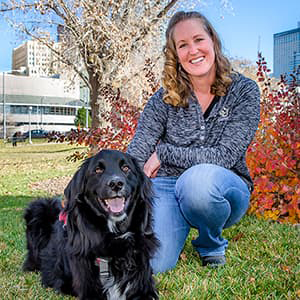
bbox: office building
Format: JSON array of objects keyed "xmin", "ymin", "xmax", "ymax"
[
  {"xmin": 12, "ymin": 39, "xmax": 59, "ymax": 77},
  {"xmin": 273, "ymin": 22, "xmax": 300, "ymax": 82}
]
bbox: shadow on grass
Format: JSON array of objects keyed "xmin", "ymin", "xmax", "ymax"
[{"xmin": 3, "ymin": 147, "xmax": 83, "ymax": 155}]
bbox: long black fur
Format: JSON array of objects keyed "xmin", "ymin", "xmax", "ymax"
[{"xmin": 23, "ymin": 150, "xmax": 159, "ymax": 300}]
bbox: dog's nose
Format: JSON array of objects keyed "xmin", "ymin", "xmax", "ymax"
[{"xmin": 107, "ymin": 177, "xmax": 125, "ymax": 192}]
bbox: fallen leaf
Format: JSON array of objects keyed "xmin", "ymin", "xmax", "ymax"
[
  {"xmin": 180, "ymin": 252, "xmax": 187, "ymax": 261},
  {"xmin": 249, "ymin": 277, "xmax": 255, "ymax": 283},
  {"xmin": 232, "ymin": 233, "xmax": 245, "ymax": 242},
  {"xmin": 280, "ymin": 265, "xmax": 291, "ymax": 273}
]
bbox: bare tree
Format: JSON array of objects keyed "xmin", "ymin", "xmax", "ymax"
[
  {"xmin": 1, "ymin": 0, "xmax": 232, "ymax": 128},
  {"xmin": 230, "ymin": 57, "xmax": 257, "ymax": 80}
]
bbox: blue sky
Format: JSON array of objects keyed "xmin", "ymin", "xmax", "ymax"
[
  {"xmin": 0, "ymin": 0, "xmax": 299, "ymax": 72},
  {"xmin": 196, "ymin": 0, "xmax": 299, "ymax": 71}
]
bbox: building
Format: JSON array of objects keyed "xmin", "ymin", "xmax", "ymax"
[
  {"xmin": 1, "ymin": 35, "xmax": 89, "ymax": 139},
  {"xmin": 0, "ymin": 73, "xmax": 87, "ymax": 138},
  {"xmin": 273, "ymin": 22, "xmax": 300, "ymax": 82},
  {"xmin": 12, "ymin": 39, "xmax": 59, "ymax": 77},
  {"xmin": 1, "ymin": 33, "xmax": 90, "ymax": 139}
]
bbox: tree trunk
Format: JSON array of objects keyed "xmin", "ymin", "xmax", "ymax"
[{"xmin": 89, "ymin": 72, "xmax": 102, "ymax": 129}]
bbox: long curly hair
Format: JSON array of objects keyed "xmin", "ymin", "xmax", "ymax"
[{"xmin": 162, "ymin": 11, "xmax": 233, "ymax": 107}]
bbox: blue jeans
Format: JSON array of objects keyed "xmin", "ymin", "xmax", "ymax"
[{"xmin": 151, "ymin": 163, "xmax": 250, "ymax": 274}]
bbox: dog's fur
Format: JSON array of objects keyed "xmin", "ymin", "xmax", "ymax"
[{"xmin": 23, "ymin": 149, "xmax": 159, "ymax": 300}]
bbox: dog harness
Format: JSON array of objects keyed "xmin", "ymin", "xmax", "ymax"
[
  {"xmin": 58, "ymin": 211, "xmax": 111, "ymax": 284},
  {"xmin": 95, "ymin": 257, "xmax": 111, "ymax": 284}
]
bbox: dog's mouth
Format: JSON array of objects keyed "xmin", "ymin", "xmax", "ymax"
[{"xmin": 99, "ymin": 197, "xmax": 127, "ymax": 215}]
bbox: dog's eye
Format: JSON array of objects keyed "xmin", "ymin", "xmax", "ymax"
[
  {"xmin": 95, "ymin": 166, "xmax": 104, "ymax": 174},
  {"xmin": 121, "ymin": 165, "xmax": 130, "ymax": 173}
]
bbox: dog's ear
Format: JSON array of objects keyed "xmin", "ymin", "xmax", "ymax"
[
  {"xmin": 140, "ymin": 203, "xmax": 153, "ymax": 235},
  {"xmin": 63, "ymin": 157, "xmax": 99, "ymax": 256},
  {"xmin": 131, "ymin": 157, "xmax": 154, "ymax": 235},
  {"xmin": 64, "ymin": 158, "xmax": 90, "ymax": 206}
]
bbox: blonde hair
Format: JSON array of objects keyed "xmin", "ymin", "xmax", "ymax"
[{"xmin": 162, "ymin": 11, "xmax": 233, "ymax": 107}]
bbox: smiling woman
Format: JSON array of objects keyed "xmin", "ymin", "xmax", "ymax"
[
  {"xmin": 127, "ymin": 10, "xmax": 261, "ymax": 273},
  {"xmin": 162, "ymin": 11, "xmax": 233, "ymax": 108}
]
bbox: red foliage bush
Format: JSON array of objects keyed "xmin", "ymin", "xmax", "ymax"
[
  {"xmin": 57, "ymin": 88, "xmax": 141, "ymax": 162},
  {"xmin": 246, "ymin": 53, "xmax": 300, "ymax": 224}
]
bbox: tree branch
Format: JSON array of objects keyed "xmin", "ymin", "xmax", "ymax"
[
  {"xmin": 130, "ymin": 0, "xmax": 178, "ymax": 51},
  {"xmin": 0, "ymin": 3, "xmax": 35, "ymax": 12}
]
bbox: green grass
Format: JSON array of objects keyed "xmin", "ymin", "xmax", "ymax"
[{"xmin": 0, "ymin": 141, "xmax": 299, "ymax": 299}]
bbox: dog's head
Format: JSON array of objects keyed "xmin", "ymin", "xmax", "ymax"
[{"xmin": 64, "ymin": 149, "xmax": 152, "ymax": 234}]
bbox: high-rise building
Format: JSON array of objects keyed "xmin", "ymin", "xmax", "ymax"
[
  {"xmin": 12, "ymin": 39, "xmax": 59, "ymax": 77},
  {"xmin": 273, "ymin": 23, "xmax": 300, "ymax": 82}
]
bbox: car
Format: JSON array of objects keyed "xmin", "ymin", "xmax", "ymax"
[{"xmin": 22, "ymin": 129, "xmax": 49, "ymax": 139}]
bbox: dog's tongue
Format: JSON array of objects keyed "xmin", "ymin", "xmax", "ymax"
[{"xmin": 106, "ymin": 197, "xmax": 124, "ymax": 213}]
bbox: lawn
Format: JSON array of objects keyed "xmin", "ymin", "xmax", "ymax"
[{"xmin": 0, "ymin": 141, "xmax": 299, "ymax": 299}]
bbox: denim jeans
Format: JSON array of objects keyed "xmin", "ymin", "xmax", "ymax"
[{"xmin": 150, "ymin": 163, "xmax": 250, "ymax": 274}]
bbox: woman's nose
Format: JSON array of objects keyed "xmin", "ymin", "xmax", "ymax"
[{"xmin": 189, "ymin": 43, "xmax": 199, "ymax": 55}]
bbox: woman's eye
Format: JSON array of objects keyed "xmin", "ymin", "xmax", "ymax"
[
  {"xmin": 195, "ymin": 38, "xmax": 203, "ymax": 42},
  {"xmin": 178, "ymin": 43, "xmax": 186, "ymax": 49},
  {"xmin": 121, "ymin": 165, "xmax": 130, "ymax": 173},
  {"xmin": 95, "ymin": 167, "xmax": 104, "ymax": 174}
]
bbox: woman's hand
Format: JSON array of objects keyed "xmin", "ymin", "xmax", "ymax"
[{"xmin": 144, "ymin": 151, "xmax": 160, "ymax": 178}]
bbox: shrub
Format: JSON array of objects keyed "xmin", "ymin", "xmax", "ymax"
[
  {"xmin": 74, "ymin": 107, "xmax": 92, "ymax": 128},
  {"xmin": 246, "ymin": 53, "xmax": 300, "ymax": 224},
  {"xmin": 57, "ymin": 89, "xmax": 141, "ymax": 162}
]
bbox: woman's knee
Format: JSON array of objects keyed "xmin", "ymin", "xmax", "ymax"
[
  {"xmin": 175, "ymin": 164, "xmax": 249, "ymax": 228},
  {"xmin": 175, "ymin": 164, "xmax": 225, "ymax": 208},
  {"xmin": 175, "ymin": 164, "xmax": 238, "ymax": 229}
]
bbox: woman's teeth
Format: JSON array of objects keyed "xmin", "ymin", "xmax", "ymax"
[{"xmin": 191, "ymin": 57, "xmax": 204, "ymax": 64}]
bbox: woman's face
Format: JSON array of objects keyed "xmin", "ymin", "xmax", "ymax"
[{"xmin": 173, "ymin": 18, "xmax": 216, "ymax": 81}]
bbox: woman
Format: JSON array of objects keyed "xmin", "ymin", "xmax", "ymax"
[{"xmin": 127, "ymin": 11, "xmax": 260, "ymax": 273}]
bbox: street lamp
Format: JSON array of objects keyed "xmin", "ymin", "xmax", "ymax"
[
  {"xmin": 40, "ymin": 97, "xmax": 44, "ymax": 128},
  {"xmin": 28, "ymin": 106, "xmax": 32, "ymax": 144},
  {"xmin": 84, "ymin": 87, "xmax": 89, "ymax": 130},
  {"xmin": 2, "ymin": 72, "xmax": 5, "ymax": 140}
]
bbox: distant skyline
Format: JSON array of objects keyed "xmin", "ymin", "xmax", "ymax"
[{"xmin": 0, "ymin": 0, "xmax": 299, "ymax": 72}]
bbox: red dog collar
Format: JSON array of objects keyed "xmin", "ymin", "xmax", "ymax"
[{"xmin": 59, "ymin": 212, "xmax": 68, "ymax": 227}]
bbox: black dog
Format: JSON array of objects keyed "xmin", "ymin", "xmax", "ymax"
[{"xmin": 23, "ymin": 149, "xmax": 159, "ymax": 300}]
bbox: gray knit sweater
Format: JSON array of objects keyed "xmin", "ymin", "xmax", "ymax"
[{"xmin": 127, "ymin": 73, "xmax": 260, "ymax": 192}]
